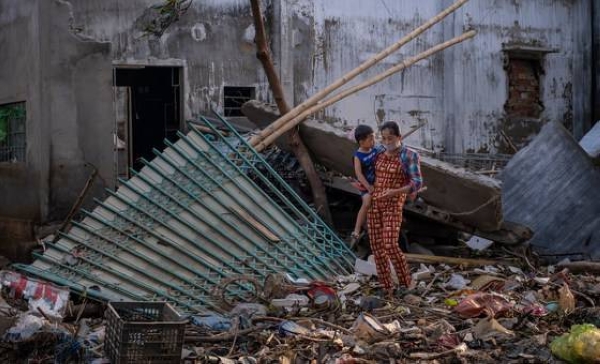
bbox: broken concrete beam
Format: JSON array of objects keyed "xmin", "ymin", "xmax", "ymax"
[
  {"xmin": 501, "ymin": 121, "xmax": 600, "ymax": 261},
  {"xmin": 325, "ymin": 175, "xmax": 530, "ymax": 245},
  {"xmin": 242, "ymin": 100, "xmax": 503, "ymax": 231}
]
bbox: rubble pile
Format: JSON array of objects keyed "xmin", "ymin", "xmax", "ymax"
[
  {"xmin": 0, "ymin": 253, "xmax": 598, "ymax": 363},
  {"xmin": 179, "ymin": 260, "xmax": 600, "ymax": 364}
]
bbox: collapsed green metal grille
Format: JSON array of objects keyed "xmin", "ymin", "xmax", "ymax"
[{"xmin": 14, "ymin": 114, "xmax": 355, "ymax": 314}]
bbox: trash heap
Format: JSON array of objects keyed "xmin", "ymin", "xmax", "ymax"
[
  {"xmin": 0, "ymin": 255, "xmax": 599, "ymax": 363},
  {"xmin": 182, "ymin": 255, "xmax": 600, "ymax": 363}
]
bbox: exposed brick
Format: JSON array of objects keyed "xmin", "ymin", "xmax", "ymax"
[{"xmin": 505, "ymin": 58, "xmax": 541, "ymax": 119}]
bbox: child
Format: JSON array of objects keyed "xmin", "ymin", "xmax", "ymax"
[{"xmin": 350, "ymin": 124, "xmax": 379, "ymax": 247}]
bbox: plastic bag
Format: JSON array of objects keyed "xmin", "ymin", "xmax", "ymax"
[
  {"xmin": 4, "ymin": 314, "xmax": 45, "ymax": 342},
  {"xmin": 0, "ymin": 271, "xmax": 69, "ymax": 318},
  {"xmin": 454, "ymin": 292, "xmax": 512, "ymax": 318},
  {"xmin": 191, "ymin": 314, "xmax": 232, "ymax": 331},
  {"xmin": 550, "ymin": 324, "xmax": 600, "ymax": 363}
]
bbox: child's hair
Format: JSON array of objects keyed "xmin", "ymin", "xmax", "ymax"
[
  {"xmin": 354, "ymin": 124, "xmax": 374, "ymax": 143},
  {"xmin": 380, "ymin": 121, "xmax": 402, "ymax": 137}
]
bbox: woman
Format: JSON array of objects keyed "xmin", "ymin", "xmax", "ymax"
[{"xmin": 367, "ymin": 121, "xmax": 423, "ymax": 298}]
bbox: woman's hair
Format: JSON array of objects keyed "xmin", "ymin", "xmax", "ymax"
[
  {"xmin": 380, "ymin": 121, "xmax": 401, "ymax": 137},
  {"xmin": 354, "ymin": 124, "xmax": 374, "ymax": 142}
]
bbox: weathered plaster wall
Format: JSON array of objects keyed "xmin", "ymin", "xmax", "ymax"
[
  {"xmin": 50, "ymin": 0, "xmax": 593, "ymax": 155},
  {"xmin": 442, "ymin": 0, "xmax": 591, "ymax": 152},
  {"xmin": 593, "ymin": 0, "xmax": 600, "ymax": 124},
  {"xmin": 45, "ymin": 0, "xmax": 114, "ymax": 221},
  {"xmin": 0, "ymin": 0, "xmax": 43, "ymax": 222},
  {"xmin": 0, "ymin": 0, "xmax": 114, "ymax": 233},
  {"xmin": 67, "ymin": 0, "xmax": 272, "ymax": 119},
  {"xmin": 0, "ymin": 0, "xmax": 594, "ymax": 238},
  {"xmin": 291, "ymin": 0, "xmax": 591, "ymax": 153}
]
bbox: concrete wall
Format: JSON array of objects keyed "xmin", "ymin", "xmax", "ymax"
[
  {"xmin": 66, "ymin": 0, "xmax": 590, "ymax": 154},
  {"xmin": 594, "ymin": 0, "xmax": 600, "ymax": 124},
  {"xmin": 0, "ymin": 0, "xmax": 594, "ymax": 238},
  {"xmin": 0, "ymin": 1, "xmax": 43, "ymax": 222},
  {"xmin": 289, "ymin": 0, "xmax": 592, "ymax": 153},
  {"xmin": 67, "ymin": 0, "xmax": 272, "ymax": 119},
  {"xmin": 0, "ymin": 0, "xmax": 113, "ymax": 242}
]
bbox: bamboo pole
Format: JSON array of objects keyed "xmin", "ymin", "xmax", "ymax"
[
  {"xmin": 254, "ymin": 30, "xmax": 477, "ymax": 152},
  {"xmin": 248, "ymin": 0, "xmax": 470, "ymax": 148},
  {"xmin": 249, "ymin": 0, "xmax": 333, "ymax": 224},
  {"xmin": 406, "ymin": 253, "xmax": 506, "ymax": 267}
]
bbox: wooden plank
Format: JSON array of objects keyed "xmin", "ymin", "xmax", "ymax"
[
  {"xmin": 406, "ymin": 253, "xmax": 504, "ymax": 267},
  {"xmin": 231, "ymin": 207, "xmax": 281, "ymax": 243}
]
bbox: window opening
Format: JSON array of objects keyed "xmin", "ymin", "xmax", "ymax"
[
  {"xmin": 224, "ymin": 87, "xmax": 255, "ymax": 117},
  {"xmin": 0, "ymin": 102, "xmax": 26, "ymax": 163}
]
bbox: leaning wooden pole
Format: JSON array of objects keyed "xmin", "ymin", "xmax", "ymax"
[
  {"xmin": 249, "ymin": 0, "xmax": 333, "ymax": 225},
  {"xmin": 248, "ymin": 0, "xmax": 470, "ymax": 148},
  {"xmin": 254, "ymin": 30, "xmax": 477, "ymax": 152}
]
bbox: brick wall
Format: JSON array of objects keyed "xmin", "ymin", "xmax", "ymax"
[{"xmin": 505, "ymin": 58, "xmax": 542, "ymax": 119}]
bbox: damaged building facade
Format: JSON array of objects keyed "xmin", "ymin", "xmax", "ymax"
[{"xmin": 0, "ymin": 0, "xmax": 598, "ymax": 255}]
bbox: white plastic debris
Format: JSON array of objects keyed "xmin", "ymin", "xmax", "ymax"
[
  {"xmin": 4, "ymin": 314, "xmax": 45, "ymax": 342},
  {"xmin": 340, "ymin": 282, "xmax": 361, "ymax": 296},
  {"xmin": 445, "ymin": 274, "xmax": 470, "ymax": 290},
  {"xmin": 354, "ymin": 257, "xmax": 377, "ymax": 276},
  {"xmin": 270, "ymin": 294, "xmax": 309, "ymax": 308},
  {"xmin": 411, "ymin": 264, "xmax": 435, "ymax": 281},
  {"xmin": 508, "ymin": 266, "xmax": 524, "ymax": 275},
  {"xmin": 382, "ymin": 320, "xmax": 402, "ymax": 334},
  {"xmin": 465, "ymin": 235, "xmax": 494, "ymax": 251},
  {"xmin": 284, "ymin": 273, "xmax": 310, "ymax": 285}
]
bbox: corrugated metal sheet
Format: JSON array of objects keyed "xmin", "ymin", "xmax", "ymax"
[
  {"xmin": 14, "ymin": 115, "xmax": 355, "ymax": 314},
  {"xmin": 580, "ymin": 121, "xmax": 600, "ymax": 158},
  {"xmin": 501, "ymin": 122, "xmax": 600, "ymax": 261}
]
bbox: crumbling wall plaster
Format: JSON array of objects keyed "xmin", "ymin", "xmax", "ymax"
[
  {"xmin": 300, "ymin": 0, "xmax": 590, "ymax": 154},
  {"xmin": 68, "ymin": 0, "xmax": 272, "ymax": 118}
]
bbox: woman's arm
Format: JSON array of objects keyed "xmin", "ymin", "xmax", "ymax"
[{"xmin": 402, "ymin": 148, "xmax": 423, "ymax": 195}]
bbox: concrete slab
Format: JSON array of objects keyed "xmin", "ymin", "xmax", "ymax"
[
  {"xmin": 242, "ymin": 101, "xmax": 503, "ymax": 231},
  {"xmin": 501, "ymin": 122, "xmax": 600, "ymax": 261}
]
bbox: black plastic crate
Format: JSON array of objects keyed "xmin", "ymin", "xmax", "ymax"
[{"xmin": 104, "ymin": 301, "xmax": 185, "ymax": 364}]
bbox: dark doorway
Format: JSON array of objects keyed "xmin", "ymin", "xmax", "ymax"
[{"xmin": 114, "ymin": 66, "xmax": 181, "ymax": 173}]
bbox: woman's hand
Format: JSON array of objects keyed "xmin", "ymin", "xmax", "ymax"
[{"xmin": 377, "ymin": 185, "xmax": 411, "ymax": 200}]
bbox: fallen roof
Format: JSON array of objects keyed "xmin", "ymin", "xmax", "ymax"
[
  {"xmin": 501, "ymin": 121, "xmax": 600, "ymax": 261},
  {"xmin": 14, "ymin": 115, "xmax": 355, "ymax": 314}
]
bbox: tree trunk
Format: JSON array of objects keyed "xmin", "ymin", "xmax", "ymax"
[{"xmin": 249, "ymin": 0, "xmax": 333, "ymax": 225}]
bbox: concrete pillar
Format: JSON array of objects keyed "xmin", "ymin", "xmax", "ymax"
[
  {"xmin": 572, "ymin": 0, "xmax": 593, "ymax": 139},
  {"xmin": 270, "ymin": 0, "xmax": 294, "ymax": 106}
]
